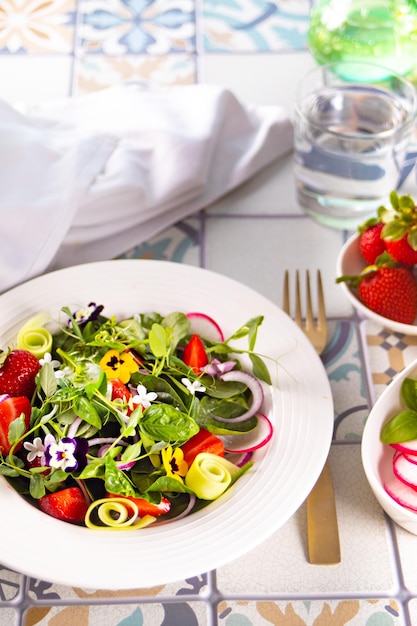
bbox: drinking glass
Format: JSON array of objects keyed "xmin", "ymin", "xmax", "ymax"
[{"xmin": 294, "ymin": 61, "xmax": 417, "ymax": 229}]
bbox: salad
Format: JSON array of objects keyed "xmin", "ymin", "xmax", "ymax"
[{"xmin": 0, "ymin": 304, "xmax": 273, "ymax": 530}]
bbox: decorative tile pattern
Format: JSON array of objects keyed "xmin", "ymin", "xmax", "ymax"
[
  {"xmin": 201, "ymin": 0, "xmax": 311, "ymax": 52},
  {"xmin": 79, "ymin": 0, "xmax": 196, "ymax": 55},
  {"xmin": 323, "ymin": 320, "xmax": 368, "ymax": 441},
  {"xmin": 364, "ymin": 319, "xmax": 417, "ymax": 401},
  {"xmin": 76, "ymin": 54, "xmax": 196, "ymax": 93},
  {"xmin": 217, "ymin": 599, "xmax": 402, "ymax": 625},
  {"xmin": 0, "ymin": 0, "xmax": 76, "ymax": 54}
]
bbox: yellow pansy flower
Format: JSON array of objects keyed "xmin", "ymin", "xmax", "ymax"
[
  {"xmin": 99, "ymin": 349, "xmax": 139, "ymax": 383},
  {"xmin": 161, "ymin": 446, "xmax": 188, "ymax": 483}
]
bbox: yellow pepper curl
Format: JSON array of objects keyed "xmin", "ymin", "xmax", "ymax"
[
  {"xmin": 17, "ymin": 312, "xmax": 53, "ymax": 358},
  {"xmin": 185, "ymin": 453, "xmax": 239, "ymax": 500},
  {"xmin": 85, "ymin": 497, "xmax": 156, "ymax": 530}
]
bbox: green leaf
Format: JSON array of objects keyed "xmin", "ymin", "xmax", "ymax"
[
  {"xmin": 249, "ymin": 353, "xmax": 272, "ymax": 385},
  {"xmin": 78, "ymin": 459, "xmax": 105, "ymax": 479},
  {"xmin": 147, "ymin": 475, "xmax": 194, "ymax": 494},
  {"xmin": 162, "ymin": 312, "xmax": 190, "ymax": 348},
  {"xmin": 140, "ymin": 404, "xmax": 199, "ymax": 443},
  {"xmin": 29, "ymin": 473, "xmax": 45, "ymax": 499},
  {"xmin": 381, "ymin": 221, "xmax": 408, "ymax": 241},
  {"xmin": 8, "ymin": 416, "xmax": 26, "ymax": 445},
  {"xmin": 121, "ymin": 441, "xmax": 142, "ymax": 462},
  {"xmin": 104, "ymin": 457, "xmax": 135, "ymax": 496},
  {"xmin": 74, "ymin": 396, "xmax": 102, "ymax": 430},
  {"xmin": 398, "ymin": 193, "xmax": 415, "ymax": 210},
  {"xmin": 380, "ymin": 410, "xmax": 417, "ymax": 443},
  {"xmin": 390, "ymin": 190, "xmax": 400, "ymax": 211},
  {"xmin": 401, "ymin": 378, "xmax": 417, "ymax": 411},
  {"xmin": 148, "ymin": 323, "xmax": 169, "ymax": 358},
  {"xmin": 408, "ymin": 230, "xmax": 417, "ymax": 251},
  {"xmin": 39, "ymin": 363, "xmax": 57, "ymax": 397}
]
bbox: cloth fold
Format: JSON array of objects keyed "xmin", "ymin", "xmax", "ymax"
[{"xmin": 1, "ymin": 82, "xmax": 293, "ymax": 292}]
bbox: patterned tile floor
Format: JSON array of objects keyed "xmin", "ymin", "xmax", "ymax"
[{"xmin": 2, "ymin": 1, "xmax": 417, "ymax": 625}]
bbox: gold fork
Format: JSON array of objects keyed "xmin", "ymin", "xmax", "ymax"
[{"xmin": 283, "ymin": 269, "xmax": 341, "ymax": 565}]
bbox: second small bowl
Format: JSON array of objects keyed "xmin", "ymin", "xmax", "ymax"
[{"xmin": 362, "ymin": 358, "xmax": 417, "ymax": 535}]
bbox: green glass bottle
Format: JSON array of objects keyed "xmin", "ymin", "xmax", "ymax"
[{"xmin": 308, "ymin": 0, "xmax": 417, "ymax": 81}]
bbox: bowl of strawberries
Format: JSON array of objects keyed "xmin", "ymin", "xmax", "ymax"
[{"xmin": 336, "ymin": 191, "xmax": 417, "ymax": 334}]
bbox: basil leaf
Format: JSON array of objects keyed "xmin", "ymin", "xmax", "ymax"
[
  {"xmin": 147, "ymin": 475, "xmax": 194, "ymax": 494},
  {"xmin": 104, "ymin": 457, "xmax": 135, "ymax": 496},
  {"xmin": 401, "ymin": 378, "xmax": 417, "ymax": 411},
  {"xmin": 380, "ymin": 410, "xmax": 417, "ymax": 443},
  {"xmin": 140, "ymin": 405, "xmax": 199, "ymax": 443}
]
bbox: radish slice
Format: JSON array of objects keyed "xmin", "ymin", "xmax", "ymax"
[
  {"xmin": 393, "ymin": 452, "xmax": 417, "ymax": 489},
  {"xmin": 391, "ymin": 439, "xmax": 417, "ymax": 455},
  {"xmin": 223, "ymin": 413, "xmax": 273, "ymax": 453},
  {"xmin": 214, "ymin": 370, "xmax": 264, "ymax": 423},
  {"xmin": 384, "ymin": 476, "xmax": 417, "ymax": 511},
  {"xmin": 186, "ymin": 312, "xmax": 225, "ymax": 342}
]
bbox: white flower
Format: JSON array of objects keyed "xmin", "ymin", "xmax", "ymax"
[
  {"xmin": 181, "ymin": 378, "xmax": 206, "ymax": 395},
  {"xmin": 23, "ymin": 433, "xmax": 56, "ymax": 463},
  {"xmin": 39, "ymin": 352, "xmax": 61, "ymax": 369},
  {"xmin": 132, "ymin": 384, "xmax": 157, "ymax": 409},
  {"xmin": 84, "ymin": 362, "xmax": 102, "ymax": 381},
  {"xmin": 55, "ymin": 366, "xmax": 72, "ymax": 380}
]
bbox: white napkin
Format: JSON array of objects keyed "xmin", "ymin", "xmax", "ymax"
[{"xmin": 1, "ymin": 82, "xmax": 293, "ymax": 292}]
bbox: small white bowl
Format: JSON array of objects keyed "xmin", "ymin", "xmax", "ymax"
[
  {"xmin": 362, "ymin": 359, "xmax": 417, "ymax": 535},
  {"xmin": 336, "ymin": 233, "xmax": 417, "ymax": 335}
]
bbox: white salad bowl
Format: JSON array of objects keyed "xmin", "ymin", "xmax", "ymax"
[
  {"xmin": 336, "ymin": 233, "xmax": 417, "ymax": 335},
  {"xmin": 362, "ymin": 358, "xmax": 417, "ymax": 535},
  {"xmin": 0, "ymin": 259, "xmax": 334, "ymax": 589}
]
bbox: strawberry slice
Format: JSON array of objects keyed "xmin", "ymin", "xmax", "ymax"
[
  {"xmin": 0, "ymin": 350, "xmax": 41, "ymax": 398},
  {"xmin": 0, "ymin": 395, "xmax": 31, "ymax": 455},
  {"xmin": 182, "ymin": 334, "xmax": 208, "ymax": 373},
  {"xmin": 39, "ymin": 486, "xmax": 89, "ymax": 524}
]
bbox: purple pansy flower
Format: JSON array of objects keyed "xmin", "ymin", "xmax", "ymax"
[{"xmin": 45, "ymin": 436, "xmax": 89, "ymax": 473}]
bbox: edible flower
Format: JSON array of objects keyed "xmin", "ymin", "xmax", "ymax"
[
  {"xmin": 45, "ymin": 436, "xmax": 89, "ymax": 472},
  {"xmin": 73, "ymin": 302, "xmax": 104, "ymax": 325},
  {"xmin": 99, "ymin": 350, "xmax": 139, "ymax": 383},
  {"xmin": 161, "ymin": 446, "xmax": 188, "ymax": 482},
  {"xmin": 201, "ymin": 358, "xmax": 236, "ymax": 377},
  {"xmin": 24, "ymin": 433, "xmax": 56, "ymax": 464},
  {"xmin": 132, "ymin": 384, "xmax": 157, "ymax": 409},
  {"xmin": 181, "ymin": 377, "xmax": 206, "ymax": 395}
]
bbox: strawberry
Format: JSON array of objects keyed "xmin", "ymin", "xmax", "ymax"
[
  {"xmin": 182, "ymin": 334, "xmax": 208, "ymax": 373},
  {"xmin": 384, "ymin": 236, "xmax": 417, "ymax": 266},
  {"xmin": 358, "ymin": 220, "xmax": 385, "ymax": 264},
  {"xmin": 0, "ymin": 350, "xmax": 40, "ymax": 398},
  {"xmin": 111, "ymin": 379, "xmax": 134, "ymax": 415},
  {"xmin": 357, "ymin": 266, "xmax": 417, "ymax": 324},
  {"xmin": 338, "ymin": 254, "xmax": 417, "ymax": 324},
  {"xmin": 379, "ymin": 191, "xmax": 417, "ymax": 266},
  {"xmin": 0, "ymin": 395, "xmax": 31, "ymax": 455},
  {"xmin": 38, "ymin": 486, "xmax": 89, "ymax": 524}
]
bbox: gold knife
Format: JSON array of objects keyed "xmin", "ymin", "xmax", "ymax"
[{"xmin": 306, "ymin": 459, "xmax": 341, "ymax": 565}]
